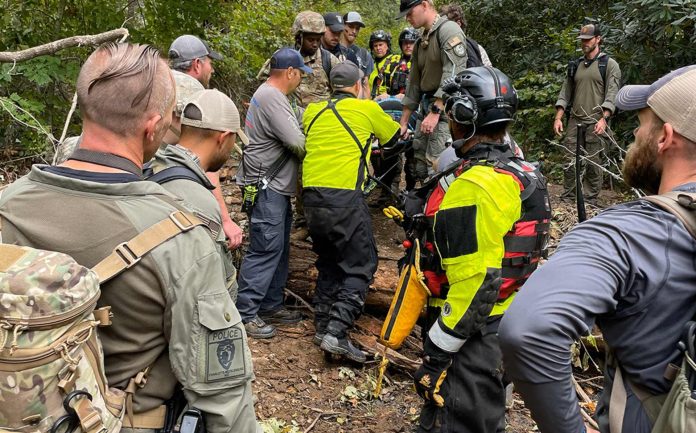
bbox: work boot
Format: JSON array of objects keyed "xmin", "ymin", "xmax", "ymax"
[
  {"xmin": 259, "ymin": 307, "xmax": 302, "ymax": 325},
  {"xmin": 312, "ymin": 333, "xmax": 325, "ymax": 346},
  {"xmin": 320, "ymin": 334, "xmax": 367, "ymax": 363},
  {"xmin": 243, "ymin": 316, "xmax": 276, "ymax": 339}
]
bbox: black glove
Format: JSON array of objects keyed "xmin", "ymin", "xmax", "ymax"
[{"xmin": 413, "ymin": 335, "xmax": 453, "ymax": 406}]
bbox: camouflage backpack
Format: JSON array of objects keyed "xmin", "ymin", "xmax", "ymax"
[{"xmin": 0, "ymin": 210, "xmax": 206, "ymax": 433}]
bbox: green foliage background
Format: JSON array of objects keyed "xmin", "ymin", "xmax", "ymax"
[{"xmin": 1, "ymin": 0, "xmax": 696, "ymax": 175}]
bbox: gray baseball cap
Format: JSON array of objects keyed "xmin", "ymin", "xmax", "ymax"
[
  {"xmin": 169, "ymin": 35, "xmax": 222, "ymax": 64},
  {"xmin": 330, "ymin": 61, "xmax": 363, "ymax": 89},
  {"xmin": 181, "ymin": 89, "xmax": 249, "ymax": 145},
  {"xmin": 616, "ymin": 65, "xmax": 696, "ymax": 143},
  {"xmin": 343, "ymin": 12, "xmax": 365, "ymax": 28}
]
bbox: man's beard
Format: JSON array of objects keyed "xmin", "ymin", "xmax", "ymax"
[
  {"xmin": 582, "ymin": 43, "xmax": 597, "ymax": 54},
  {"xmin": 622, "ymin": 133, "xmax": 662, "ymax": 194}
]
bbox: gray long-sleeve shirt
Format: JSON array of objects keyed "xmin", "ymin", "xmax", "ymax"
[
  {"xmin": 236, "ymin": 83, "xmax": 305, "ymax": 195},
  {"xmin": 499, "ymin": 183, "xmax": 696, "ymax": 433}
]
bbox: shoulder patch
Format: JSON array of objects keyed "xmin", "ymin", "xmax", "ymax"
[
  {"xmin": 448, "ymin": 36, "xmax": 463, "ymax": 48},
  {"xmin": 453, "ymin": 43, "xmax": 466, "ymax": 57},
  {"xmin": 206, "ymin": 324, "xmax": 247, "ymax": 382}
]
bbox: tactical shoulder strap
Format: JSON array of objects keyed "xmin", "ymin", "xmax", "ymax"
[
  {"xmin": 147, "ymin": 166, "xmax": 215, "ymax": 191},
  {"xmin": 92, "ymin": 211, "xmax": 205, "ymax": 283},
  {"xmin": 320, "ymin": 48, "xmax": 332, "ymax": 78},
  {"xmin": 644, "ymin": 191, "xmax": 696, "ymax": 240}
]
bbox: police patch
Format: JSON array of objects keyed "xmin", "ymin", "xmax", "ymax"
[
  {"xmin": 206, "ymin": 325, "xmax": 246, "ymax": 382},
  {"xmin": 453, "ymin": 43, "xmax": 466, "ymax": 57}
]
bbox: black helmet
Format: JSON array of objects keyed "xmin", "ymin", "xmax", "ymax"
[
  {"xmin": 398, "ymin": 28, "xmax": 419, "ymax": 48},
  {"xmin": 442, "ymin": 66, "xmax": 518, "ymax": 128},
  {"xmin": 369, "ymin": 30, "xmax": 392, "ymax": 51}
]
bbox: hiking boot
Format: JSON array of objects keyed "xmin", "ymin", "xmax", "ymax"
[
  {"xmin": 290, "ymin": 227, "xmax": 310, "ymax": 242},
  {"xmin": 259, "ymin": 307, "xmax": 302, "ymax": 325},
  {"xmin": 312, "ymin": 332, "xmax": 325, "ymax": 346},
  {"xmin": 243, "ymin": 316, "xmax": 276, "ymax": 339},
  {"xmin": 320, "ymin": 334, "xmax": 366, "ymax": 363}
]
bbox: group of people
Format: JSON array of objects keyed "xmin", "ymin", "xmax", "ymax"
[{"xmin": 1, "ymin": 0, "xmax": 695, "ymax": 432}]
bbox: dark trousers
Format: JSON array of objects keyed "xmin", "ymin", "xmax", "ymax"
[
  {"xmin": 236, "ymin": 188, "xmax": 292, "ymax": 321},
  {"xmin": 304, "ymin": 189, "xmax": 378, "ymax": 338},
  {"xmin": 418, "ymin": 316, "xmax": 506, "ymax": 433},
  {"xmin": 371, "ymin": 152, "xmax": 403, "ymax": 200}
]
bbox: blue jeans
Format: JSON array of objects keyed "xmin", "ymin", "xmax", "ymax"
[{"xmin": 236, "ymin": 188, "xmax": 292, "ymax": 321}]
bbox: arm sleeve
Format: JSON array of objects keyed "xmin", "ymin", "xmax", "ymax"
[
  {"xmin": 556, "ymin": 73, "xmax": 572, "ymax": 110},
  {"xmin": 167, "ymin": 248, "xmax": 260, "ymax": 433},
  {"xmin": 429, "ymin": 167, "xmax": 521, "ymax": 353},
  {"xmin": 479, "ymin": 44, "xmax": 493, "ymax": 67},
  {"xmin": 498, "ymin": 214, "xmax": 633, "ymax": 433},
  {"xmin": 402, "ymin": 48, "xmax": 421, "ymax": 110},
  {"xmin": 602, "ymin": 59, "xmax": 622, "ymax": 114},
  {"xmin": 256, "ymin": 58, "xmax": 271, "ymax": 81},
  {"xmin": 268, "ymin": 92, "xmax": 306, "ymax": 159},
  {"xmin": 434, "ymin": 23, "xmax": 468, "ymax": 100}
]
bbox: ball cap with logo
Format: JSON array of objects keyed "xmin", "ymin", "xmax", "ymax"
[
  {"xmin": 615, "ymin": 65, "xmax": 696, "ymax": 142},
  {"xmin": 270, "ymin": 47, "xmax": 313, "ymax": 74},
  {"xmin": 323, "ymin": 12, "xmax": 345, "ymax": 32},
  {"xmin": 181, "ymin": 89, "xmax": 249, "ymax": 145},
  {"xmin": 169, "ymin": 35, "xmax": 223, "ymax": 64}
]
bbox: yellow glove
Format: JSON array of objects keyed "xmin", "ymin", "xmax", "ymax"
[{"xmin": 383, "ymin": 206, "xmax": 404, "ymax": 222}]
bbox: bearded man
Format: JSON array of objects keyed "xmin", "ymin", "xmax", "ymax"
[{"xmin": 499, "ymin": 65, "xmax": 696, "ymax": 433}]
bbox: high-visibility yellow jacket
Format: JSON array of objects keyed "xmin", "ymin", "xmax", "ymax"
[
  {"xmin": 302, "ymin": 93, "xmax": 400, "ymax": 191},
  {"xmin": 428, "ymin": 164, "xmax": 521, "ymax": 353}
]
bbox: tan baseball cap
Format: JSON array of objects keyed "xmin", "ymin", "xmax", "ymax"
[
  {"xmin": 181, "ymin": 89, "xmax": 249, "ymax": 145},
  {"xmin": 616, "ymin": 65, "xmax": 696, "ymax": 143}
]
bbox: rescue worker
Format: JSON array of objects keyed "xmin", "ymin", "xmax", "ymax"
[
  {"xmin": 236, "ymin": 48, "xmax": 309, "ymax": 338},
  {"xmin": 397, "ymin": 0, "xmax": 468, "ymax": 182},
  {"xmin": 379, "ymin": 28, "xmax": 418, "ymax": 100},
  {"xmin": 341, "ymin": 11, "xmax": 374, "ymax": 78},
  {"xmin": 438, "ymin": 4, "xmax": 493, "ymax": 67},
  {"xmin": 257, "ymin": 11, "xmax": 340, "ymax": 242},
  {"xmin": 321, "ymin": 12, "xmax": 359, "ymax": 65},
  {"xmin": 147, "ymin": 89, "xmax": 248, "ymax": 303},
  {"xmin": 368, "ymin": 30, "xmax": 393, "ymax": 99},
  {"xmin": 499, "ymin": 65, "xmax": 696, "ymax": 433},
  {"xmin": 554, "ymin": 22, "xmax": 621, "ymax": 203},
  {"xmin": 0, "ymin": 43, "xmax": 261, "ymax": 433},
  {"xmin": 302, "ymin": 62, "xmax": 401, "ymax": 362},
  {"xmin": 413, "ymin": 67, "xmax": 551, "ymax": 433},
  {"xmin": 164, "ymin": 35, "xmax": 244, "ymax": 251}
]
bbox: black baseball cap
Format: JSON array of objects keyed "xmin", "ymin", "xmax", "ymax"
[
  {"xmin": 270, "ymin": 48, "xmax": 313, "ymax": 74},
  {"xmin": 396, "ymin": 0, "xmax": 423, "ymax": 19},
  {"xmin": 323, "ymin": 12, "xmax": 345, "ymax": 32}
]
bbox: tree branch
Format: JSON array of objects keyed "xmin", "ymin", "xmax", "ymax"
[{"xmin": 0, "ymin": 28, "xmax": 129, "ymax": 63}]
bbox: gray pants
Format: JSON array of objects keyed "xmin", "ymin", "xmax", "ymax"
[
  {"xmin": 562, "ymin": 118, "xmax": 612, "ymax": 200},
  {"xmin": 236, "ymin": 188, "xmax": 292, "ymax": 321},
  {"xmin": 411, "ymin": 118, "xmax": 451, "ymax": 182}
]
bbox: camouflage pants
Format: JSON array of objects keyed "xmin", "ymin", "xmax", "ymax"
[
  {"xmin": 562, "ymin": 118, "xmax": 612, "ymax": 200},
  {"xmin": 410, "ymin": 119, "xmax": 451, "ymax": 182}
]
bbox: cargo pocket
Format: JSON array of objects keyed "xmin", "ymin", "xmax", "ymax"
[{"xmin": 195, "ymin": 292, "xmax": 251, "ymax": 389}]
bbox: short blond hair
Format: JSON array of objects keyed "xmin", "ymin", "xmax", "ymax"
[{"xmin": 77, "ymin": 43, "xmax": 174, "ymax": 137}]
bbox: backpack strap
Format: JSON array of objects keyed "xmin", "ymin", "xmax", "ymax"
[
  {"xmin": 320, "ymin": 48, "xmax": 332, "ymax": 78},
  {"xmin": 147, "ymin": 166, "xmax": 215, "ymax": 191},
  {"xmin": 644, "ymin": 192, "xmax": 696, "ymax": 240},
  {"xmin": 92, "ymin": 210, "xmax": 205, "ymax": 283}
]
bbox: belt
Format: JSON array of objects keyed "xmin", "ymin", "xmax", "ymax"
[{"xmin": 122, "ymin": 405, "xmax": 167, "ymax": 429}]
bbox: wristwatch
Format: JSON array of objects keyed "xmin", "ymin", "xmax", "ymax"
[{"xmin": 430, "ymin": 104, "xmax": 442, "ymax": 115}]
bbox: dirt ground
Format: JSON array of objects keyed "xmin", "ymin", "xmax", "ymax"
[{"xmin": 218, "ymin": 159, "xmax": 613, "ymax": 433}]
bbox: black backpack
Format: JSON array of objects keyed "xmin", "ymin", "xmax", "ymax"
[{"xmin": 466, "ymin": 38, "xmax": 484, "ymax": 68}]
